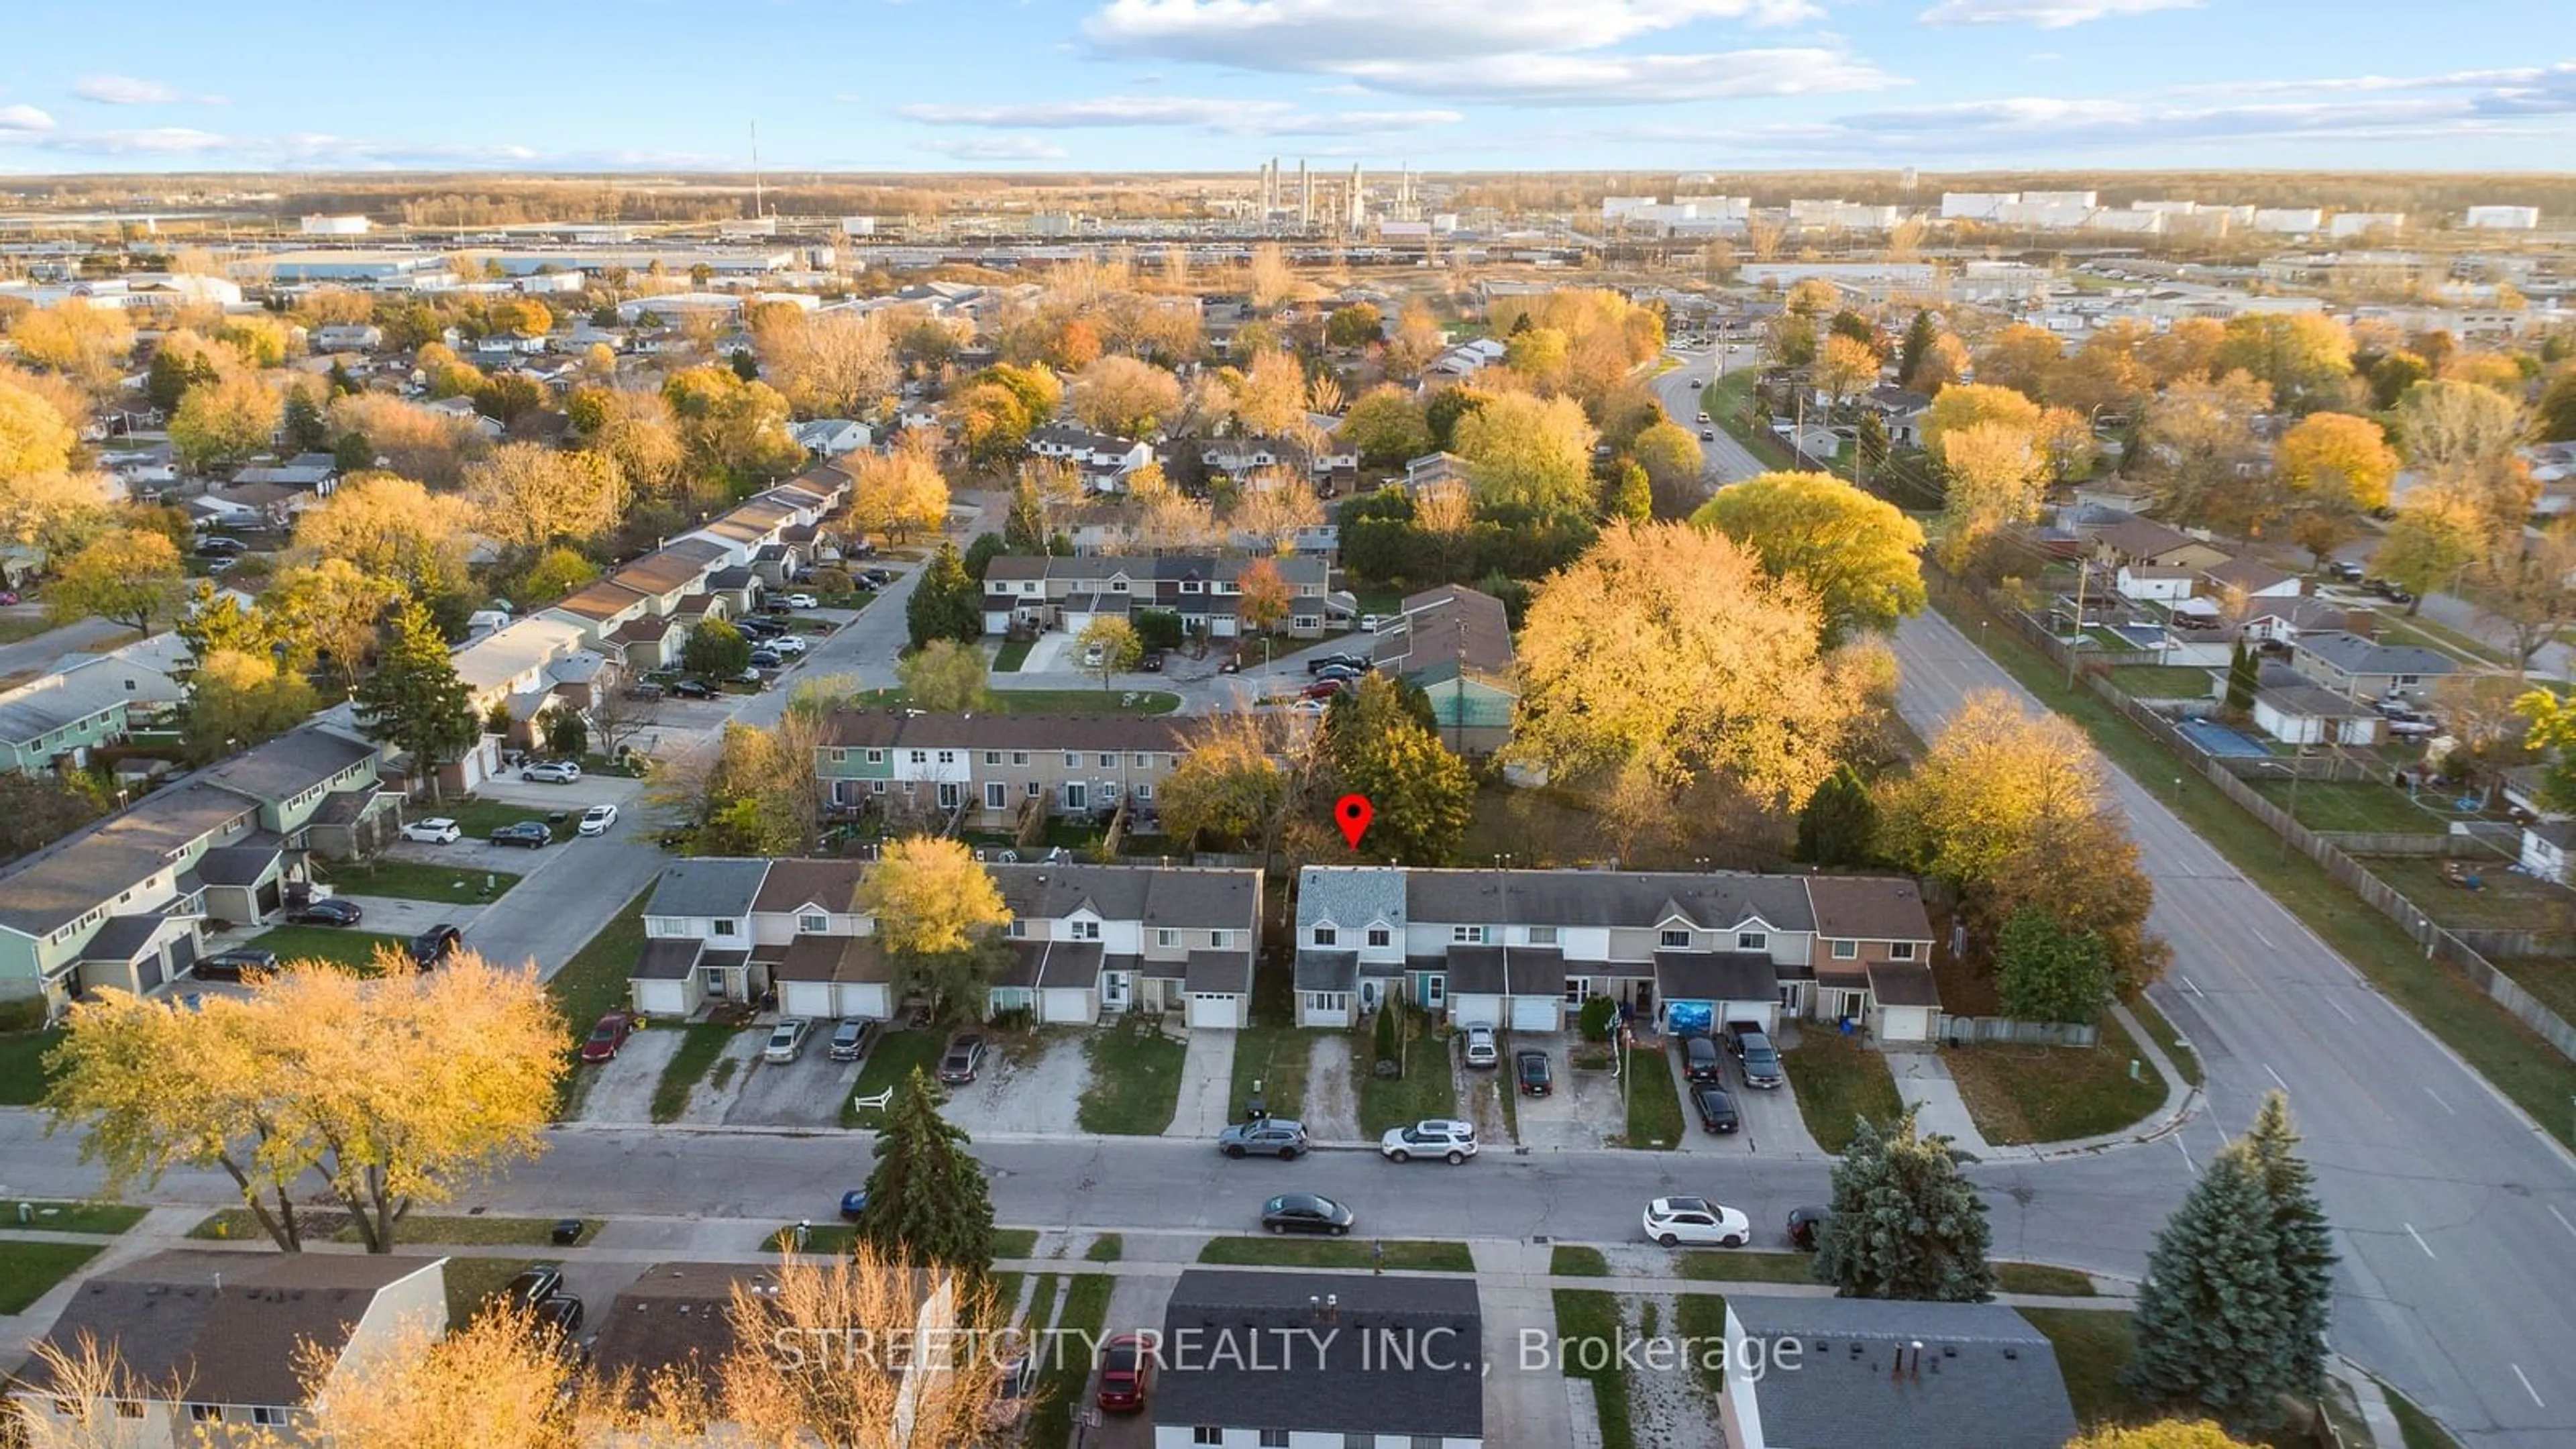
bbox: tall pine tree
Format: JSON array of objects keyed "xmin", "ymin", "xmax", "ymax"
[
  {"xmin": 1899, "ymin": 310, "xmax": 1937, "ymax": 391},
  {"xmin": 906, "ymin": 540, "xmax": 984, "ymax": 651},
  {"xmin": 1795, "ymin": 763, "xmax": 1880, "ymax": 867},
  {"xmin": 2241, "ymin": 1092, "xmax": 2337, "ymax": 1393},
  {"xmin": 2224, "ymin": 641, "xmax": 2259, "ymax": 712},
  {"xmin": 1813, "ymin": 1104, "xmax": 1996, "ymax": 1301},
  {"xmin": 858, "ymin": 1069, "xmax": 996, "ymax": 1276},
  {"xmin": 2124, "ymin": 1143, "xmax": 2300, "ymax": 1429},
  {"xmin": 355, "ymin": 596, "xmax": 476, "ymax": 802}
]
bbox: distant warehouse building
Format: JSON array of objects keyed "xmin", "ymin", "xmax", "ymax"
[{"xmin": 2465, "ymin": 205, "xmax": 2542, "ymax": 230}]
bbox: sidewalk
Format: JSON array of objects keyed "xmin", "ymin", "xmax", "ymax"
[
  {"xmin": 1161, "ymin": 1027, "xmax": 1236, "ymax": 1140},
  {"xmin": 1884, "ymin": 1049, "xmax": 1995, "ymax": 1157},
  {"xmin": 2016, "ymin": 1002, "xmax": 2200, "ymax": 1161}
]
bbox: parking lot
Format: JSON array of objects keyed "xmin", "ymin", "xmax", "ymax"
[
  {"xmin": 1662, "ymin": 1027, "xmax": 1823, "ymax": 1159},
  {"xmin": 721, "ymin": 1036, "xmax": 865, "ymax": 1129},
  {"xmin": 937, "ymin": 1032, "xmax": 1089, "ymax": 1137},
  {"xmin": 1507, "ymin": 1032, "xmax": 1616, "ymax": 1150}
]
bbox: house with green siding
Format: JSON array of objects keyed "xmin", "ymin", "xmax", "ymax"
[
  {"xmin": 1370, "ymin": 585, "xmax": 1518, "ymax": 755},
  {"xmin": 0, "ymin": 648, "xmax": 187, "ymax": 777}
]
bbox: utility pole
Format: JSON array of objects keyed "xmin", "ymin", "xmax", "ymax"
[
  {"xmin": 2064, "ymin": 561, "xmax": 2090, "ymax": 690},
  {"xmin": 750, "ymin": 121, "xmax": 764, "ymax": 219},
  {"xmin": 1452, "ymin": 611, "xmax": 1466, "ymax": 756}
]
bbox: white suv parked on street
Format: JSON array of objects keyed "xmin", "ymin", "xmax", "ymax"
[{"xmin": 1380, "ymin": 1118, "xmax": 1479, "ymax": 1164}]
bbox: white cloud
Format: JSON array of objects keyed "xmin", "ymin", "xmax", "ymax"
[
  {"xmin": 1336, "ymin": 48, "xmax": 1896, "ymax": 103},
  {"xmin": 38, "ymin": 127, "xmax": 229, "ymax": 155},
  {"xmin": 73, "ymin": 75, "xmax": 184, "ymax": 105},
  {"xmin": 1919, "ymin": 0, "xmax": 2200, "ymax": 26},
  {"xmin": 900, "ymin": 95, "xmax": 1463, "ymax": 134},
  {"xmin": 2171, "ymin": 62, "xmax": 2576, "ymax": 97},
  {"xmin": 917, "ymin": 135, "xmax": 1072, "ymax": 160},
  {"xmin": 1082, "ymin": 0, "xmax": 1819, "ymax": 70},
  {"xmin": 0, "ymin": 104, "xmax": 55, "ymax": 131}
]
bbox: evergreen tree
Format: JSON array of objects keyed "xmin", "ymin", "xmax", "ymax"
[
  {"xmin": 333, "ymin": 430, "xmax": 374, "ymax": 474},
  {"xmin": 1326, "ymin": 675, "xmax": 1475, "ymax": 865},
  {"xmin": 1813, "ymin": 1105, "xmax": 1996, "ymax": 1302},
  {"xmin": 326, "ymin": 359, "xmax": 361, "ymax": 398},
  {"xmin": 906, "ymin": 541, "xmax": 983, "ymax": 651},
  {"xmin": 1605, "ymin": 458, "xmax": 1652, "ymax": 522},
  {"xmin": 729, "ymin": 347, "xmax": 760, "ymax": 382},
  {"xmin": 354, "ymin": 597, "xmax": 477, "ymax": 802},
  {"xmin": 1900, "ymin": 311, "xmax": 1937, "ymax": 390},
  {"xmin": 962, "ymin": 530, "xmax": 1007, "ymax": 583},
  {"xmin": 1795, "ymin": 763, "xmax": 1880, "ymax": 866},
  {"xmin": 1993, "ymin": 906, "xmax": 2114, "ymax": 1024},
  {"xmin": 857, "ymin": 1069, "xmax": 996, "ymax": 1276},
  {"xmin": 2225, "ymin": 641, "xmax": 2259, "ymax": 712},
  {"xmin": 682, "ymin": 617, "xmax": 752, "ymax": 680},
  {"xmin": 2124, "ymin": 1144, "xmax": 2300, "ymax": 1429},
  {"xmin": 283, "ymin": 389, "xmax": 331, "ymax": 454},
  {"xmin": 2241, "ymin": 1093, "xmax": 2337, "ymax": 1394}
]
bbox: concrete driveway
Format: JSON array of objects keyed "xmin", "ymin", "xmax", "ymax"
[
  {"xmin": 575, "ymin": 1026, "xmax": 682, "ymax": 1126},
  {"xmin": 722, "ymin": 1042, "xmax": 863, "ymax": 1128},
  {"xmin": 1503, "ymin": 1034, "xmax": 1615, "ymax": 1150},
  {"xmin": 1301, "ymin": 1034, "xmax": 1362, "ymax": 1142},
  {"xmin": 938, "ymin": 1032, "xmax": 1089, "ymax": 1136}
]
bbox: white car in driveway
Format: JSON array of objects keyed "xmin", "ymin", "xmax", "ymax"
[
  {"xmin": 782, "ymin": 592, "xmax": 818, "ymax": 608},
  {"xmin": 577, "ymin": 804, "xmax": 619, "ymax": 837},
  {"xmin": 1642, "ymin": 1195, "xmax": 1750, "ymax": 1247},
  {"xmin": 399, "ymin": 817, "xmax": 461, "ymax": 844},
  {"xmin": 768, "ymin": 634, "xmax": 808, "ymax": 657},
  {"xmin": 1462, "ymin": 1024, "xmax": 1499, "ymax": 1068},
  {"xmin": 522, "ymin": 760, "xmax": 582, "ymax": 784},
  {"xmin": 1380, "ymin": 1119, "xmax": 1479, "ymax": 1164},
  {"xmin": 763, "ymin": 1017, "xmax": 812, "ymax": 1063}
]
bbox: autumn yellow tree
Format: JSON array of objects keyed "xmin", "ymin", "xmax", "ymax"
[
  {"xmin": 464, "ymin": 442, "xmax": 624, "ymax": 553},
  {"xmin": 292, "ymin": 472, "xmax": 477, "ymax": 603},
  {"xmin": 1509, "ymin": 522, "xmax": 1864, "ymax": 839},
  {"xmin": 8, "ymin": 299, "xmax": 136, "ymax": 386},
  {"xmin": 327, "ymin": 392, "xmax": 491, "ymax": 489},
  {"xmin": 0, "ymin": 374, "xmax": 78, "ymax": 479},
  {"xmin": 1693, "ymin": 471, "xmax": 1926, "ymax": 646},
  {"xmin": 46, "ymin": 527, "xmax": 184, "ymax": 633},
  {"xmin": 1815, "ymin": 332, "xmax": 1884, "ymax": 409},
  {"xmin": 1975, "ymin": 323, "xmax": 2065, "ymax": 401},
  {"xmin": 2392, "ymin": 378, "xmax": 2534, "ymax": 529},
  {"xmin": 2275, "ymin": 411, "xmax": 2398, "ymax": 512},
  {"xmin": 268, "ymin": 557, "xmax": 402, "ymax": 690},
  {"xmin": 2065, "ymin": 1422, "xmax": 2260, "ymax": 1449},
  {"xmin": 1935, "ymin": 421, "xmax": 2049, "ymax": 572},
  {"xmin": 43, "ymin": 951, "xmax": 564, "ymax": 1254},
  {"xmin": 170, "ymin": 372, "xmax": 283, "ymax": 473},
  {"xmin": 1229, "ymin": 466, "xmax": 1324, "ymax": 553},
  {"xmin": 1454, "ymin": 390, "xmax": 1599, "ymax": 517},
  {"xmin": 859, "ymin": 837, "xmax": 1013, "ymax": 1020},
  {"xmin": 0, "ymin": 466, "xmax": 112, "ymax": 564},
  {"xmin": 1069, "ymin": 354, "xmax": 1183, "ymax": 437},
  {"xmin": 753, "ymin": 307, "xmax": 899, "ymax": 418},
  {"xmin": 852, "ymin": 435, "xmax": 952, "ymax": 543},
  {"xmin": 1227, "ymin": 347, "xmax": 1309, "ymax": 437}
]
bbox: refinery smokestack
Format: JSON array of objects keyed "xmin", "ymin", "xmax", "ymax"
[{"xmin": 1298, "ymin": 159, "xmax": 1311, "ymax": 229}]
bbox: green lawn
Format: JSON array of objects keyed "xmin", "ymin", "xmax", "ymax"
[
  {"xmin": 2023, "ymin": 1307, "xmax": 2145, "ymax": 1430},
  {"xmin": 1781, "ymin": 1032, "xmax": 1904, "ymax": 1155},
  {"xmin": 0, "ymin": 1241, "xmax": 103, "ymax": 1313},
  {"xmin": 443, "ymin": 1255, "xmax": 537, "ymax": 1322},
  {"xmin": 1996, "ymin": 1263, "xmax": 2099, "ymax": 1297},
  {"xmin": 1705, "ymin": 368, "xmax": 1800, "ymax": 472},
  {"xmin": 2362, "ymin": 856, "xmax": 2576, "ymax": 932},
  {"xmin": 1230, "ymin": 1023, "xmax": 1314, "ymax": 1125},
  {"xmin": 1552, "ymin": 1244, "xmax": 1611, "ymax": 1277},
  {"xmin": 1554, "ymin": 1289, "xmax": 1637, "ymax": 1449},
  {"xmin": 2381, "ymin": 1377, "xmax": 2468, "ymax": 1449},
  {"xmin": 651, "ymin": 1024, "xmax": 743, "ymax": 1124},
  {"xmin": 0, "ymin": 1030, "xmax": 64, "ymax": 1106},
  {"xmin": 765, "ymin": 1222, "xmax": 858, "ymax": 1253},
  {"xmin": 241, "ymin": 926, "xmax": 413, "ymax": 972},
  {"xmin": 2106, "ymin": 665, "xmax": 2216, "ymax": 700},
  {"xmin": 1199, "ymin": 1237, "xmax": 1474, "ymax": 1272},
  {"xmin": 1077, "ymin": 1016, "xmax": 1188, "ymax": 1134},
  {"xmin": 843, "ymin": 1030, "xmax": 947, "ymax": 1128},
  {"xmin": 551, "ymin": 890, "xmax": 651, "ymax": 1118},
  {"xmin": 315, "ymin": 857, "xmax": 521, "ymax": 906},
  {"xmin": 849, "ymin": 686, "xmax": 1181, "ymax": 716},
  {"xmin": 992, "ymin": 638, "xmax": 1034, "ymax": 672},
  {"xmin": 2247, "ymin": 780, "xmax": 2451, "ymax": 837},
  {"xmin": 1943, "ymin": 1015, "xmax": 2166, "ymax": 1146},
  {"xmin": 1085, "ymin": 1234, "xmax": 1124, "ymax": 1263},
  {"xmin": 189, "ymin": 1210, "xmax": 598, "ymax": 1248},
  {"xmin": 6, "ymin": 1201, "xmax": 148, "ymax": 1236},
  {"xmin": 1676, "ymin": 1293, "xmax": 1729, "ymax": 1399},
  {"xmin": 1355, "ymin": 1021, "xmax": 1457, "ymax": 1135},
  {"xmin": 1024, "ymin": 1275, "xmax": 1113, "ymax": 1449},
  {"xmin": 1619, "ymin": 1046, "xmax": 1685, "ymax": 1150},
  {"xmin": 1675, "ymin": 1252, "xmax": 1820, "ymax": 1284},
  {"xmin": 994, "ymin": 1228, "xmax": 1038, "ymax": 1258},
  {"xmin": 2496, "ymin": 958, "xmax": 2576, "ymax": 1032},
  {"xmin": 1931, "ymin": 582, "xmax": 2576, "ymax": 1153},
  {"xmin": 2127, "ymin": 995, "xmax": 2203, "ymax": 1087},
  {"xmin": 441, "ymin": 798, "xmax": 557, "ymax": 837}
]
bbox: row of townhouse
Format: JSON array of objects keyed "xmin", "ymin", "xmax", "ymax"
[
  {"xmin": 0, "ymin": 634, "xmax": 189, "ymax": 777},
  {"xmin": 1293, "ymin": 866, "xmax": 1941, "ymax": 1044},
  {"xmin": 981, "ymin": 553, "xmax": 1334, "ymax": 639},
  {"xmin": 0, "ymin": 726, "xmax": 396, "ymax": 1018},
  {"xmin": 814, "ymin": 710, "xmax": 1190, "ymax": 831},
  {"xmin": 528, "ymin": 460, "xmax": 851, "ymax": 680},
  {"xmin": 1028, "ymin": 423, "xmax": 1154, "ymax": 492},
  {"xmin": 625, "ymin": 856, "xmax": 1262, "ymax": 1028}
]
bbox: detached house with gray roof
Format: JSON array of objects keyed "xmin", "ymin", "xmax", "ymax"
[
  {"xmin": 1719, "ymin": 1296, "xmax": 2078, "ymax": 1449},
  {"xmin": 629, "ymin": 856, "xmax": 1260, "ymax": 1027},
  {"xmin": 2287, "ymin": 630, "xmax": 2459, "ymax": 701},
  {"xmin": 1293, "ymin": 866, "xmax": 1937, "ymax": 1042}
]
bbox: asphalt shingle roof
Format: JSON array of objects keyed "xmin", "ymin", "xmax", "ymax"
[
  {"xmin": 1153, "ymin": 1270, "xmax": 1482, "ymax": 1442},
  {"xmin": 645, "ymin": 858, "xmax": 771, "ymax": 919},
  {"xmin": 1724, "ymin": 1295, "xmax": 2076, "ymax": 1449}
]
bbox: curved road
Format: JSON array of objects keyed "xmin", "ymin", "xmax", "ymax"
[{"xmin": 1652, "ymin": 344, "xmax": 1770, "ymax": 488}]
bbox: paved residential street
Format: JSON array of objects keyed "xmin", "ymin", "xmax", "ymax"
[
  {"xmin": 1652, "ymin": 345, "xmax": 1769, "ymax": 488},
  {"xmin": 1892, "ymin": 603, "xmax": 2576, "ymax": 1447}
]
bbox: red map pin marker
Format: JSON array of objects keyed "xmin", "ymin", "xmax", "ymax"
[{"xmin": 1334, "ymin": 794, "xmax": 1375, "ymax": 851}]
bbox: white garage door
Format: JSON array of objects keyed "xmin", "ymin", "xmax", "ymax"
[
  {"xmin": 1509, "ymin": 995, "xmax": 1560, "ymax": 1032},
  {"xmin": 780, "ymin": 981, "xmax": 835, "ymax": 1020},
  {"xmin": 1450, "ymin": 994, "xmax": 1505, "ymax": 1030},
  {"xmin": 1188, "ymin": 993, "xmax": 1239, "ymax": 1030},
  {"xmin": 1722, "ymin": 1001, "xmax": 1780, "ymax": 1036}
]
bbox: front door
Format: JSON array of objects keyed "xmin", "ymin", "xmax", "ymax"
[
  {"xmin": 703, "ymin": 967, "xmax": 727, "ymax": 998},
  {"xmin": 936, "ymin": 782, "xmax": 960, "ymax": 810},
  {"xmin": 1102, "ymin": 971, "xmax": 1130, "ymax": 1012}
]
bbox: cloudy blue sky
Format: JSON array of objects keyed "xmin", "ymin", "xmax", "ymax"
[{"xmin": 0, "ymin": 0, "xmax": 2569, "ymax": 173}]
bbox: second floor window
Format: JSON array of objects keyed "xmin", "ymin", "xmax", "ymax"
[
  {"xmin": 1073, "ymin": 920, "xmax": 1101, "ymax": 941},
  {"xmin": 1833, "ymin": 939, "xmax": 1859, "ymax": 959},
  {"xmin": 800, "ymin": 914, "xmax": 828, "ymax": 933},
  {"xmin": 1367, "ymin": 927, "xmax": 1391, "ymax": 948},
  {"xmin": 1660, "ymin": 928, "xmax": 1692, "ymax": 949},
  {"xmin": 713, "ymin": 920, "xmax": 737, "ymax": 937},
  {"xmin": 1452, "ymin": 925, "xmax": 1485, "ymax": 945},
  {"xmin": 1313, "ymin": 926, "xmax": 1338, "ymax": 947},
  {"xmin": 1737, "ymin": 931, "xmax": 1768, "ymax": 951},
  {"xmin": 1158, "ymin": 928, "xmax": 1179, "ymax": 949}
]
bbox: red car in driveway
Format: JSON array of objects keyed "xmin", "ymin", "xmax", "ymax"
[
  {"xmin": 1300, "ymin": 678, "xmax": 1345, "ymax": 701},
  {"xmin": 1095, "ymin": 1333, "xmax": 1155, "ymax": 1412},
  {"xmin": 580, "ymin": 1012, "xmax": 634, "ymax": 1063}
]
